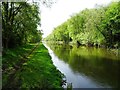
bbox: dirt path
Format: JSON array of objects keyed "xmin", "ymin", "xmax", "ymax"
[{"xmin": 3, "ymin": 43, "xmax": 40, "ymax": 88}]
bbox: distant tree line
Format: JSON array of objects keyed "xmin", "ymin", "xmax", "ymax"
[
  {"xmin": 45, "ymin": 1, "xmax": 120, "ymax": 48},
  {"xmin": 2, "ymin": 2, "xmax": 42, "ymax": 49}
]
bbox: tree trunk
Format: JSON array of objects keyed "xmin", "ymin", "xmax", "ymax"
[{"xmin": 5, "ymin": 39, "xmax": 8, "ymax": 49}]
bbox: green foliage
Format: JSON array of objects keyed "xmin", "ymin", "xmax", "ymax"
[
  {"xmin": 101, "ymin": 2, "xmax": 120, "ymax": 47},
  {"xmin": 2, "ymin": 2, "xmax": 42, "ymax": 48},
  {"xmin": 45, "ymin": 1, "xmax": 120, "ymax": 48}
]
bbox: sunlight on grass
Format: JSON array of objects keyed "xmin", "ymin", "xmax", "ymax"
[{"xmin": 2, "ymin": 43, "xmax": 63, "ymax": 89}]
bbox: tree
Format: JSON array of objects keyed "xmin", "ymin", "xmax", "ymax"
[
  {"xmin": 45, "ymin": 1, "xmax": 120, "ymax": 48},
  {"xmin": 2, "ymin": 2, "xmax": 41, "ymax": 48}
]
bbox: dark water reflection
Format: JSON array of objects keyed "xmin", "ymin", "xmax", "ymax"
[{"xmin": 44, "ymin": 42, "xmax": 120, "ymax": 88}]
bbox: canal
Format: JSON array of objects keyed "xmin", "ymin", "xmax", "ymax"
[{"xmin": 44, "ymin": 42, "xmax": 120, "ymax": 88}]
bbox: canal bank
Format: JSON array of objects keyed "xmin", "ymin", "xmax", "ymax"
[{"xmin": 2, "ymin": 43, "xmax": 63, "ymax": 89}]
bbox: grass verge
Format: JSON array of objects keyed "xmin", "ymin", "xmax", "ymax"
[{"xmin": 2, "ymin": 43, "xmax": 63, "ymax": 89}]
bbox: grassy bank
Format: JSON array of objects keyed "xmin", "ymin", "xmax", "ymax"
[{"xmin": 2, "ymin": 43, "xmax": 63, "ymax": 89}]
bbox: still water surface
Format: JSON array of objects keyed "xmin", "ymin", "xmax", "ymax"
[{"xmin": 44, "ymin": 43, "xmax": 120, "ymax": 88}]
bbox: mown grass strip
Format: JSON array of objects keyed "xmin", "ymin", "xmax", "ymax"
[{"xmin": 3, "ymin": 43, "xmax": 63, "ymax": 89}]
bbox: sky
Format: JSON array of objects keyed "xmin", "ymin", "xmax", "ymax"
[{"xmin": 41, "ymin": 0, "xmax": 113, "ymax": 38}]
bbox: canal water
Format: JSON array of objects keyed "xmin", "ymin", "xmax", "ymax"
[{"xmin": 44, "ymin": 42, "xmax": 120, "ymax": 88}]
